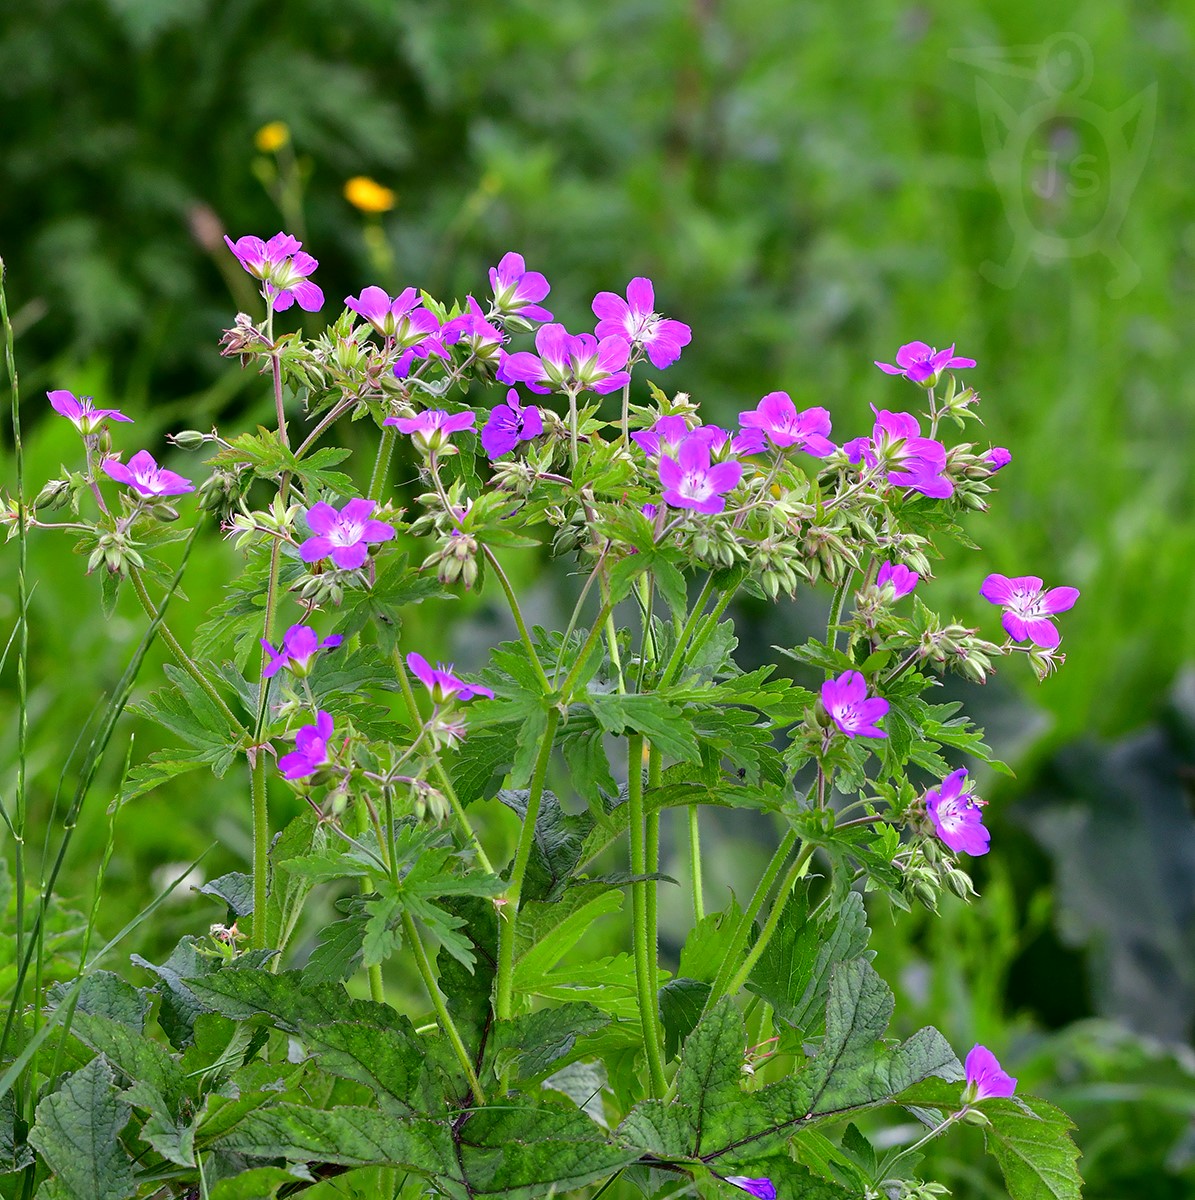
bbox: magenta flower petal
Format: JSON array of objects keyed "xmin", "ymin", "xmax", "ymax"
[
  {"xmin": 1042, "ymin": 586, "xmax": 1080, "ymax": 614},
  {"xmin": 979, "ymin": 573, "xmax": 1014, "ymax": 605},
  {"xmin": 1022, "ymin": 616, "xmax": 1061, "ymax": 649},
  {"xmin": 964, "ymin": 1044, "xmax": 1017, "ymax": 1101},
  {"xmin": 300, "ymin": 536, "xmax": 334, "ymax": 564},
  {"xmin": 304, "ymin": 502, "xmax": 340, "ymax": 536},
  {"xmin": 406, "ymin": 650, "xmax": 492, "ymax": 704},
  {"xmin": 300, "ymin": 499, "xmax": 396, "ymax": 570},
  {"xmin": 821, "ymin": 670, "xmax": 888, "ymax": 739},
  {"xmin": 876, "ymin": 341, "xmax": 976, "ymax": 385},
  {"xmin": 984, "ymin": 573, "xmax": 1076, "ymax": 647},
  {"xmin": 926, "ymin": 769, "xmax": 989, "ymax": 856},
  {"xmin": 725, "ymin": 1179, "xmax": 775, "ymax": 1200},
  {"xmin": 877, "ymin": 562, "xmax": 919, "ymax": 598},
  {"xmin": 626, "ymin": 276, "xmax": 654, "ymax": 313}
]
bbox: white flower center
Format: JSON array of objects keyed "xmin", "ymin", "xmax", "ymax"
[{"xmin": 330, "ymin": 518, "xmax": 364, "ymax": 547}]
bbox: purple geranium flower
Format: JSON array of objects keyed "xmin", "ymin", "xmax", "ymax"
[
  {"xmin": 278, "ymin": 710, "xmax": 335, "ymax": 780},
  {"xmin": 821, "ymin": 670, "xmax": 888, "ymax": 739},
  {"xmin": 261, "ymin": 624, "xmax": 343, "ymax": 680},
  {"xmin": 658, "ymin": 436, "xmax": 743, "ymax": 515},
  {"xmin": 591, "ymin": 277, "xmax": 691, "ymax": 370},
  {"xmin": 101, "ymin": 450, "xmax": 194, "ymax": 498},
  {"xmin": 489, "ymin": 252, "xmax": 553, "ymax": 322},
  {"xmin": 738, "ymin": 393, "xmax": 836, "ymax": 457},
  {"xmin": 980, "ymin": 573, "xmax": 1079, "ymax": 650},
  {"xmin": 48, "ymin": 390, "xmax": 132, "ymax": 435},
  {"xmin": 441, "ymin": 296, "xmax": 506, "ymax": 367},
  {"xmin": 875, "ymin": 341, "xmax": 976, "ymax": 386},
  {"xmin": 346, "ymin": 285, "xmax": 442, "ymax": 349},
  {"xmin": 844, "ymin": 409, "xmax": 953, "ymax": 499},
  {"xmin": 631, "ymin": 415, "xmax": 692, "ymax": 460},
  {"xmin": 724, "ymin": 1179, "xmax": 776, "ymax": 1200},
  {"xmin": 385, "ymin": 408, "xmax": 476, "ymax": 453},
  {"xmin": 224, "ymin": 231, "xmax": 323, "ymax": 312},
  {"xmin": 963, "ymin": 1044, "xmax": 1017, "ymax": 1102},
  {"xmin": 987, "ymin": 447, "xmax": 1012, "ymax": 472},
  {"xmin": 877, "ymin": 561, "xmax": 919, "ymax": 599},
  {"xmin": 300, "ymin": 498, "xmax": 396, "ymax": 570},
  {"xmin": 481, "ymin": 390, "xmax": 543, "ymax": 459},
  {"xmin": 925, "ymin": 768, "xmax": 989, "ymax": 856},
  {"xmin": 498, "ymin": 324, "xmax": 631, "ymax": 396},
  {"xmin": 407, "ymin": 651, "xmax": 494, "ymax": 704}
]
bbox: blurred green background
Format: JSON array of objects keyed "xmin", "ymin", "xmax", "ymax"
[{"xmin": 3, "ymin": 1, "xmax": 1194, "ymax": 1194}]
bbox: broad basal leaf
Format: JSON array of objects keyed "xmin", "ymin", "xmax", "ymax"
[{"xmin": 28, "ymin": 1057, "xmax": 136, "ymax": 1200}]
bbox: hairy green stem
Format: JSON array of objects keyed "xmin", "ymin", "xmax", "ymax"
[
  {"xmin": 250, "ymin": 757, "xmax": 269, "ymax": 951},
  {"xmin": 557, "ymin": 600, "xmax": 613, "ymax": 697},
  {"xmin": 401, "ymin": 911, "xmax": 486, "ymax": 1106},
  {"xmin": 495, "ymin": 706, "xmax": 560, "ymax": 1020},
  {"xmin": 687, "ymin": 804, "xmax": 705, "ymax": 923},
  {"xmin": 703, "ymin": 827, "xmax": 799, "ymax": 1015},
  {"xmin": 0, "ymin": 259, "xmax": 28, "ymax": 994},
  {"xmin": 628, "ymin": 734, "xmax": 667, "ymax": 1096},
  {"xmin": 828, "ymin": 569, "xmax": 854, "ymax": 652},
  {"xmin": 658, "ymin": 574, "xmax": 716, "ymax": 687},
  {"xmin": 248, "ymin": 345, "xmax": 292, "ymax": 951},
  {"xmin": 482, "ymin": 546, "xmax": 550, "ymax": 691},
  {"xmin": 356, "ymin": 800, "xmax": 386, "ymax": 1004},
  {"xmin": 721, "ymin": 841, "xmax": 816, "ymax": 998},
  {"xmin": 271, "ymin": 327, "xmax": 288, "ymax": 448},
  {"xmin": 129, "ymin": 568, "xmax": 244, "ymax": 734},
  {"xmin": 368, "ymin": 425, "xmax": 397, "ymax": 502},
  {"xmin": 294, "ymin": 397, "xmax": 354, "ymax": 460},
  {"xmin": 645, "ymin": 747, "xmax": 662, "ymax": 1007}
]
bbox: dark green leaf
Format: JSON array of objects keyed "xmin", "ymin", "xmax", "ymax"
[
  {"xmin": 457, "ymin": 1102, "xmax": 638, "ymax": 1197},
  {"xmin": 0, "ymin": 1091, "xmax": 33, "ymax": 1175},
  {"xmin": 28, "ymin": 1057, "xmax": 136, "ymax": 1200},
  {"xmin": 659, "ymin": 977, "xmax": 710, "ymax": 1059},
  {"xmin": 198, "ymin": 871, "xmax": 255, "ymax": 917},
  {"xmin": 210, "ymin": 1104, "xmax": 454, "ymax": 1179},
  {"xmin": 983, "ymin": 1096, "xmax": 1083, "ymax": 1200},
  {"xmin": 303, "ymin": 910, "xmax": 367, "ymax": 983},
  {"xmin": 747, "ymin": 889, "xmax": 870, "ymax": 1033},
  {"xmin": 498, "ymin": 788, "xmax": 593, "ymax": 901},
  {"xmin": 490, "ymin": 1004, "xmax": 610, "ymax": 1083},
  {"xmin": 46, "ymin": 971, "xmax": 148, "ymax": 1031},
  {"xmin": 588, "ymin": 692, "xmax": 701, "ymax": 765}
]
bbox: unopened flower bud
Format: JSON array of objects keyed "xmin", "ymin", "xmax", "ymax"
[
  {"xmin": 944, "ymin": 866, "xmax": 977, "ymax": 899},
  {"xmin": 169, "ymin": 430, "xmax": 209, "ymax": 451},
  {"xmin": 34, "ymin": 478, "xmax": 72, "ymax": 512},
  {"xmin": 960, "ymin": 1108, "xmax": 992, "ymax": 1128},
  {"xmin": 151, "ymin": 503, "xmax": 180, "ymax": 522}
]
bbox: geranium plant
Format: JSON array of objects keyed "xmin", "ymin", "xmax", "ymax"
[{"xmin": 0, "ymin": 240, "xmax": 1084, "ymax": 1200}]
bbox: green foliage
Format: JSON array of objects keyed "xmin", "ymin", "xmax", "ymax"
[{"xmin": 28, "ymin": 1057, "xmax": 136, "ymax": 1200}]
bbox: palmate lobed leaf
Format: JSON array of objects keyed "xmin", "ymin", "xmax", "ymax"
[{"xmin": 621, "ymin": 961, "xmax": 960, "ymax": 1167}]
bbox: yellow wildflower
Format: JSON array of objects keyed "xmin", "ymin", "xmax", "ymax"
[
  {"xmin": 344, "ymin": 176, "xmax": 397, "ymax": 214},
  {"xmin": 254, "ymin": 121, "xmax": 290, "ymax": 154}
]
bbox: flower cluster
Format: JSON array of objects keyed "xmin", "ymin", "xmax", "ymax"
[{"xmin": 225, "ymin": 231, "xmax": 324, "ymax": 312}]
